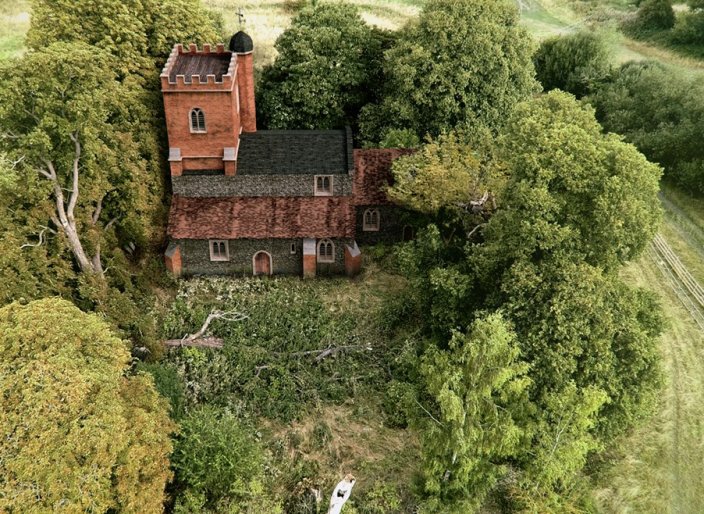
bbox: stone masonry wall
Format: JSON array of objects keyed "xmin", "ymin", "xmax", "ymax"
[
  {"xmin": 173, "ymin": 174, "xmax": 353, "ymax": 197},
  {"xmin": 355, "ymin": 205, "xmax": 408, "ymax": 245},
  {"xmin": 177, "ymin": 237, "xmax": 352, "ymax": 276}
]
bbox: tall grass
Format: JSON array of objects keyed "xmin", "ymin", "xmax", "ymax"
[{"xmin": 0, "ymin": 0, "xmax": 29, "ymax": 61}]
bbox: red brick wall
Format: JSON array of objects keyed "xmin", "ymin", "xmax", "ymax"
[
  {"xmin": 163, "ymin": 89, "xmax": 240, "ymax": 172},
  {"xmin": 303, "ymin": 254, "xmax": 316, "ymax": 278},
  {"xmin": 165, "ymin": 245, "xmax": 182, "ymax": 276},
  {"xmin": 237, "ymin": 53, "xmax": 257, "ymax": 132}
]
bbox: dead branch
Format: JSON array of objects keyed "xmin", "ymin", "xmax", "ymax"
[
  {"xmin": 164, "ymin": 309, "xmax": 248, "ymax": 350},
  {"xmin": 273, "ymin": 344, "xmax": 372, "ymax": 361},
  {"xmin": 185, "ymin": 309, "xmax": 248, "ymax": 341},
  {"xmin": 164, "ymin": 337, "xmax": 224, "ymax": 349},
  {"xmin": 20, "ymin": 226, "xmax": 56, "ymax": 249},
  {"xmin": 466, "ymin": 223, "xmax": 486, "ymax": 239}
]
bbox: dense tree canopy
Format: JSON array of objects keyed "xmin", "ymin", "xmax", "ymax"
[
  {"xmin": 388, "ymin": 130, "xmax": 504, "ymax": 216},
  {"xmin": 389, "ymin": 91, "xmax": 663, "ymax": 509},
  {"xmin": 0, "ymin": 298, "xmax": 174, "ymax": 513},
  {"xmin": 419, "ymin": 313, "xmax": 530, "ymax": 511},
  {"xmin": 257, "ymin": 3, "xmax": 390, "ymax": 130},
  {"xmin": 0, "ymin": 42, "xmax": 156, "ymax": 276},
  {"xmin": 27, "ymin": 0, "xmax": 221, "ymax": 75},
  {"xmin": 533, "ymin": 31, "xmax": 612, "ymax": 98},
  {"xmin": 482, "ymin": 90, "xmax": 662, "ymax": 273},
  {"xmin": 360, "ymin": 0, "xmax": 538, "ymax": 144},
  {"xmin": 589, "ymin": 61, "xmax": 704, "ymax": 194}
]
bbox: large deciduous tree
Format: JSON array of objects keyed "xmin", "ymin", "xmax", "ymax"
[
  {"xmin": 0, "ymin": 42, "xmax": 155, "ymax": 276},
  {"xmin": 389, "ymin": 91, "xmax": 663, "ymax": 508},
  {"xmin": 27, "ymin": 0, "xmax": 221, "ymax": 75},
  {"xmin": 0, "ymin": 298, "xmax": 174, "ymax": 513},
  {"xmin": 419, "ymin": 313, "xmax": 530, "ymax": 511},
  {"xmin": 533, "ymin": 31, "xmax": 612, "ymax": 98},
  {"xmin": 359, "ymin": 0, "xmax": 538, "ymax": 144},
  {"xmin": 257, "ymin": 3, "xmax": 390, "ymax": 130},
  {"xmin": 589, "ymin": 61, "xmax": 704, "ymax": 194}
]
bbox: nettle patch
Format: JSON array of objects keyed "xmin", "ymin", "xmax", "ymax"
[{"xmin": 162, "ymin": 277, "xmax": 386, "ymax": 421}]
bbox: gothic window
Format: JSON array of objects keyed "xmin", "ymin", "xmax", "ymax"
[
  {"xmin": 363, "ymin": 208, "xmax": 380, "ymax": 231},
  {"xmin": 190, "ymin": 108, "xmax": 206, "ymax": 133},
  {"xmin": 209, "ymin": 240, "xmax": 229, "ymax": 261},
  {"xmin": 317, "ymin": 239, "xmax": 335, "ymax": 263},
  {"xmin": 314, "ymin": 175, "xmax": 333, "ymax": 196}
]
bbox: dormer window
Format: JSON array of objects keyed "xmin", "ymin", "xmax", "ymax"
[
  {"xmin": 363, "ymin": 208, "xmax": 380, "ymax": 231},
  {"xmin": 190, "ymin": 108, "xmax": 206, "ymax": 133},
  {"xmin": 314, "ymin": 175, "xmax": 333, "ymax": 196},
  {"xmin": 317, "ymin": 239, "xmax": 335, "ymax": 263}
]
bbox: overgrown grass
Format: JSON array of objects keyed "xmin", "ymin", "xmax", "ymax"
[
  {"xmin": 594, "ymin": 251, "xmax": 704, "ymax": 513},
  {"xmin": 0, "ymin": 0, "xmax": 29, "ymax": 61},
  {"xmin": 157, "ymin": 267, "xmax": 424, "ymax": 509}
]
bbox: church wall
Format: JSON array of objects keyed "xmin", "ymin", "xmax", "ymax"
[
  {"xmin": 354, "ymin": 205, "xmax": 409, "ymax": 245},
  {"xmin": 172, "ymin": 174, "xmax": 354, "ymax": 197},
  {"xmin": 176, "ymin": 238, "xmax": 353, "ymax": 276}
]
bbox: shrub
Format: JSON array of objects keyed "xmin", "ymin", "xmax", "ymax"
[
  {"xmin": 171, "ymin": 407, "xmax": 265, "ymax": 507},
  {"xmin": 534, "ymin": 31, "xmax": 612, "ymax": 98},
  {"xmin": 628, "ymin": 0, "xmax": 676, "ymax": 34},
  {"xmin": 136, "ymin": 361, "xmax": 186, "ymax": 420}
]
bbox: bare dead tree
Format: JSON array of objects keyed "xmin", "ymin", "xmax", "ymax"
[
  {"xmin": 38, "ymin": 132, "xmax": 108, "ymax": 275},
  {"xmin": 164, "ymin": 308, "xmax": 249, "ymax": 349}
]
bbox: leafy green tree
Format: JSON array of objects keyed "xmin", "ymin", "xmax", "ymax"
[
  {"xmin": 0, "ymin": 298, "xmax": 174, "ymax": 513},
  {"xmin": 419, "ymin": 313, "xmax": 531, "ymax": 511},
  {"xmin": 257, "ymin": 3, "xmax": 390, "ymax": 130},
  {"xmin": 533, "ymin": 31, "xmax": 612, "ymax": 98},
  {"xmin": 631, "ymin": 0, "xmax": 676, "ymax": 32},
  {"xmin": 589, "ymin": 61, "xmax": 704, "ymax": 194},
  {"xmin": 171, "ymin": 407, "xmax": 270, "ymax": 509},
  {"xmin": 0, "ymin": 42, "xmax": 155, "ymax": 276},
  {"xmin": 388, "ymin": 131, "xmax": 505, "ymax": 216},
  {"xmin": 0, "ymin": 154, "xmax": 74, "ymax": 303},
  {"xmin": 27, "ymin": 0, "xmax": 220, "ymax": 75},
  {"xmin": 480, "ymin": 90, "xmax": 662, "ymax": 273},
  {"xmin": 360, "ymin": 0, "xmax": 538, "ymax": 143},
  {"xmin": 389, "ymin": 91, "xmax": 664, "ymax": 505}
]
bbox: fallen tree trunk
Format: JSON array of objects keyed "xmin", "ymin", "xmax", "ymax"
[{"xmin": 164, "ymin": 337, "xmax": 224, "ymax": 349}]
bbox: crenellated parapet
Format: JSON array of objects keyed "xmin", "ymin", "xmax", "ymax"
[{"xmin": 160, "ymin": 43, "xmax": 238, "ymax": 92}]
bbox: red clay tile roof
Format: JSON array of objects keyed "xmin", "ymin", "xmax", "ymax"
[
  {"xmin": 168, "ymin": 195, "xmax": 355, "ymax": 240},
  {"xmin": 352, "ymin": 149, "xmax": 413, "ymax": 205}
]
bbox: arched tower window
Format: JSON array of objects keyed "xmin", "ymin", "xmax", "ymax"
[
  {"xmin": 317, "ymin": 239, "xmax": 335, "ymax": 263},
  {"xmin": 190, "ymin": 108, "xmax": 206, "ymax": 133},
  {"xmin": 363, "ymin": 208, "xmax": 380, "ymax": 231}
]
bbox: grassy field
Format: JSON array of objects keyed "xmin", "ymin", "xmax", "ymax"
[{"xmin": 0, "ymin": 0, "xmax": 29, "ymax": 60}]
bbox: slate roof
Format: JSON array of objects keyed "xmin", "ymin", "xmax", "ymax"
[
  {"xmin": 353, "ymin": 148, "xmax": 414, "ymax": 205},
  {"xmin": 169, "ymin": 53, "xmax": 231, "ymax": 83},
  {"xmin": 168, "ymin": 195, "xmax": 355, "ymax": 240},
  {"xmin": 237, "ymin": 129, "xmax": 354, "ymax": 175}
]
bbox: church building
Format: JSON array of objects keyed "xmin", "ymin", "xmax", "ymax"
[{"xmin": 162, "ymin": 31, "xmax": 410, "ymax": 278}]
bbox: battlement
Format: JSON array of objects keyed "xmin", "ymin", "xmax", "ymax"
[{"xmin": 160, "ymin": 43, "xmax": 238, "ymax": 91}]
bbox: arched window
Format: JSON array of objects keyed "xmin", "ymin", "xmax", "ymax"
[
  {"xmin": 363, "ymin": 208, "xmax": 380, "ymax": 231},
  {"xmin": 317, "ymin": 239, "xmax": 335, "ymax": 263},
  {"xmin": 190, "ymin": 108, "xmax": 206, "ymax": 133}
]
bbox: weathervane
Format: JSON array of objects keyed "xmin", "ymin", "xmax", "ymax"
[{"xmin": 236, "ymin": 7, "xmax": 246, "ymax": 28}]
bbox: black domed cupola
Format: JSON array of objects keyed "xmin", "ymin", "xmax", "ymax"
[{"xmin": 229, "ymin": 31, "xmax": 253, "ymax": 53}]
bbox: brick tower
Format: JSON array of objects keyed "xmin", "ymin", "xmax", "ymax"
[{"xmin": 160, "ymin": 32, "xmax": 257, "ymax": 178}]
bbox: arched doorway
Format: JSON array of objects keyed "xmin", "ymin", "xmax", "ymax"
[
  {"xmin": 402, "ymin": 225, "xmax": 415, "ymax": 242},
  {"xmin": 253, "ymin": 251, "xmax": 272, "ymax": 276}
]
